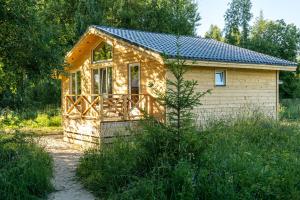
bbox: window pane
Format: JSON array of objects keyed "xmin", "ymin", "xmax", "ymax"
[
  {"xmin": 71, "ymin": 73, "xmax": 76, "ymax": 94},
  {"xmin": 76, "ymin": 71, "xmax": 81, "ymax": 94},
  {"xmin": 93, "ymin": 69, "xmax": 100, "ymax": 94},
  {"xmin": 93, "ymin": 42, "xmax": 112, "ymax": 62},
  {"xmin": 130, "ymin": 65, "xmax": 139, "ymax": 94},
  {"xmin": 107, "ymin": 67, "xmax": 113, "ymax": 94},
  {"xmin": 215, "ymin": 71, "xmax": 225, "ymax": 86},
  {"xmin": 100, "ymin": 68, "xmax": 107, "ymax": 94}
]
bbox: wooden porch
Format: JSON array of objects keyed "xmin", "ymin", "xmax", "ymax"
[{"xmin": 64, "ymin": 94, "xmax": 164, "ymax": 122}]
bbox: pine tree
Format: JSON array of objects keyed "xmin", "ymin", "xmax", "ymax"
[
  {"xmin": 224, "ymin": 0, "xmax": 252, "ymax": 46},
  {"xmin": 147, "ymin": 41, "xmax": 210, "ymax": 160},
  {"xmin": 150, "ymin": 41, "xmax": 211, "ymax": 139}
]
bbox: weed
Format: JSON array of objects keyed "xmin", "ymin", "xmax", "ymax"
[{"xmin": 0, "ymin": 132, "xmax": 53, "ymax": 200}]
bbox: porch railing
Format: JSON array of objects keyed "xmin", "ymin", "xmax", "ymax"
[{"xmin": 64, "ymin": 94, "xmax": 164, "ymax": 122}]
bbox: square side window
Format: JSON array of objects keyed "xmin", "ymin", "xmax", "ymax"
[{"xmin": 215, "ymin": 70, "xmax": 226, "ymax": 86}]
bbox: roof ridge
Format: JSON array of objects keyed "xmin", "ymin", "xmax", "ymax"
[
  {"xmin": 92, "ymin": 25, "xmax": 204, "ymax": 39},
  {"xmin": 207, "ymin": 39, "xmax": 297, "ymax": 64}
]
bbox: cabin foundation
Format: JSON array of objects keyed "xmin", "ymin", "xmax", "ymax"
[{"xmin": 63, "ymin": 118, "xmax": 140, "ymax": 148}]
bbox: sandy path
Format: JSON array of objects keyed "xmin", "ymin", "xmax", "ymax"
[{"xmin": 39, "ymin": 135, "xmax": 95, "ymax": 200}]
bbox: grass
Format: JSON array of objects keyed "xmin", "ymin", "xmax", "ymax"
[
  {"xmin": 198, "ymin": 117, "xmax": 300, "ymax": 200},
  {"xmin": 0, "ymin": 132, "xmax": 53, "ymax": 200},
  {"xmin": 17, "ymin": 127, "xmax": 63, "ymax": 136},
  {"xmin": 0, "ymin": 105, "xmax": 62, "ymax": 134},
  {"xmin": 77, "ymin": 118, "xmax": 205, "ymax": 199},
  {"xmin": 77, "ymin": 115, "xmax": 300, "ymax": 199}
]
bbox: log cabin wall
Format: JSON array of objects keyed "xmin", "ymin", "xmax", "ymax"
[{"xmin": 167, "ymin": 66, "xmax": 278, "ymax": 126}]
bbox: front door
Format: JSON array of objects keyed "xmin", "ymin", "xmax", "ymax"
[{"xmin": 128, "ymin": 63, "xmax": 140, "ymax": 105}]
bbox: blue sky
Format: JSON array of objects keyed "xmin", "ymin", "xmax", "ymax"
[{"xmin": 196, "ymin": 0, "xmax": 300, "ymax": 36}]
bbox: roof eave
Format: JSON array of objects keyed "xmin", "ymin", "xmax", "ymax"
[
  {"xmin": 167, "ymin": 59, "xmax": 297, "ymax": 71},
  {"xmin": 65, "ymin": 26, "xmax": 98, "ymax": 62},
  {"xmin": 66, "ymin": 26, "xmax": 164, "ymax": 65}
]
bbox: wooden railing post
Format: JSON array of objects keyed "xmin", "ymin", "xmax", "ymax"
[
  {"xmin": 123, "ymin": 94, "xmax": 128, "ymax": 120},
  {"xmin": 149, "ymin": 95, "xmax": 153, "ymax": 116},
  {"xmin": 80, "ymin": 95, "xmax": 84, "ymax": 117},
  {"xmin": 145, "ymin": 94, "xmax": 148, "ymax": 117},
  {"xmin": 65, "ymin": 95, "xmax": 68, "ymax": 114},
  {"xmin": 100, "ymin": 96, "xmax": 104, "ymax": 121},
  {"xmin": 97, "ymin": 96, "xmax": 100, "ymax": 119}
]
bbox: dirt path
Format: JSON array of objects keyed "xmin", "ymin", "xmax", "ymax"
[{"xmin": 39, "ymin": 135, "xmax": 95, "ymax": 200}]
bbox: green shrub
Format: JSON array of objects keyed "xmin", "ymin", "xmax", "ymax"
[
  {"xmin": 0, "ymin": 133, "xmax": 53, "ymax": 200},
  {"xmin": 0, "ymin": 106, "xmax": 61, "ymax": 129},
  {"xmin": 35, "ymin": 114, "xmax": 51, "ymax": 127},
  {"xmin": 280, "ymin": 98, "xmax": 300, "ymax": 121},
  {"xmin": 48, "ymin": 115, "xmax": 62, "ymax": 127}
]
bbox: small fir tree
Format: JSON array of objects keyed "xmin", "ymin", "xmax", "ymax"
[
  {"xmin": 145, "ymin": 43, "xmax": 211, "ymax": 174},
  {"xmin": 149, "ymin": 43, "xmax": 211, "ymax": 156}
]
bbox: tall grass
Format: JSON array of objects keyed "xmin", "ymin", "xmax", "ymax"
[
  {"xmin": 77, "ymin": 119, "xmax": 204, "ymax": 199},
  {"xmin": 0, "ymin": 105, "xmax": 61, "ymax": 129},
  {"xmin": 0, "ymin": 132, "xmax": 53, "ymax": 200},
  {"xmin": 77, "ymin": 116, "xmax": 300, "ymax": 199},
  {"xmin": 280, "ymin": 98, "xmax": 300, "ymax": 121},
  {"xmin": 197, "ymin": 117, "xmax": 300, "ymax": 199}
]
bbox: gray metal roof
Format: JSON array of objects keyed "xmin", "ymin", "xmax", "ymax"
[{"xmin": 93, "ymin": 25, "xmax": 297, "ymax": 67}]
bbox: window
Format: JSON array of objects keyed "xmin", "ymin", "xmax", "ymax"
[
  {"xmin": 215, "ymin": 70, "xmax": 226, "ymax": 86},
  {"xmin": 92, "ymin": 42, "xmax": 112, "ymax": 63},
  {"xmin": 92, "ymin": 67, "xmax": 113, "ymax": 95},
  {"xmin": 69, "ymin": 71, "xmax": 81, "ymax": 97}
]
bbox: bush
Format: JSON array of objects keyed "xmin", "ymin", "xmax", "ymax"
[
  {"xmin": 0, "ymin": 106, "xmax": 61, "ymax": 129},
  {"xmin": 48, "ymin": 115, "xmax": 62, "ymax": 127},
  {"xmin": 0, "ymin": 133, "xmax": 53, "ymax": 200},
  {"xmin": 35, "ymin": 114, "xmax": 51, "ymax": 127},
  {"xmin": 280, "ymin": 98, "xmax": 300, "ymax": 121}
]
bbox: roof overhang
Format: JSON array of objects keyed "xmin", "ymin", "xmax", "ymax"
[{"xmin": 167, "ymin": 59, "xmax": 297, "ymax": 71}]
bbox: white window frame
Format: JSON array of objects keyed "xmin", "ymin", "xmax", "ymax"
[
  {"xmin": 91, "ymin": 66, "xmax": 113, "ymax": 95},
  {"xmin": 91, "ymin": 41, "xmax": 113, "ymax": 64},
  {"xmin": 128, "ymin": 63, "xmax": 141, "ymax": 95},
  {"xmin": 215, "ymin": 69, "xmax": 226, "ymax": 86}
]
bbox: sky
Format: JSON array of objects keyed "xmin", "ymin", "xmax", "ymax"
[{"xmin": 196, "ymin": 0, "xmax": 300, "ymax": 36}]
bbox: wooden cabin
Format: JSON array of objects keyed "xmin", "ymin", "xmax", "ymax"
[{"xmin": 62, "ymin": 26, "xmax": 297, "ymax": 147}]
